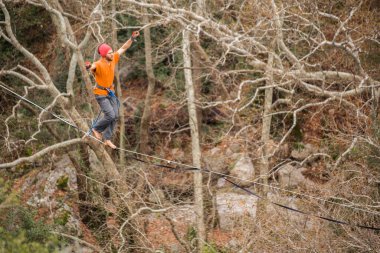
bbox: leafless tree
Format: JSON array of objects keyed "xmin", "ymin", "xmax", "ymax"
[
  {"xmin": 139, "ymin": 11, "xmax": 156, "ymax": 154},
  {"xmin": 1, "ymin": 0, "xmax": 379, "ymax": 251}
]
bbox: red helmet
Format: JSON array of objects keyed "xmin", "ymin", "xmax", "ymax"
[{"xmin": 98, "ymin": 43, "xmax": 112, "ymax": 57}]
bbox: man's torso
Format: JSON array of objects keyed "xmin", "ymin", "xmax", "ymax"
[{"xmin": 93, "ymin": 52, "xmax": 120, "ymax": 96}]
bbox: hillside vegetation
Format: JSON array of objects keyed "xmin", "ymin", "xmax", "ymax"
[{"xmin": 0, "ymin": 0, "xmax": 379, "ymax": 252}]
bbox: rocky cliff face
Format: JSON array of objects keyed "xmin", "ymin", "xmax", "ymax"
[{"xmin": 14, "ymin": 155, "xmax": 98, "ymax": 252}]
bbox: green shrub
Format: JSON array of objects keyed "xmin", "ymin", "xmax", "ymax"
[
  {"xmin": 0, "ymin": 228, "xmax": 55, "ymax": 253},
  {"xmin": 186, "ymin": 226, "xmax": 197, "ymax": 243},
  {"xmin": 202, "ymin": 243, "xmax": 227, "ymax": 253},
  {"xmin": 54, "ymin": 210, "xmax": 70, "ymax": 226},
  {"xmin": 0, "ymin": 207, "xmax": 60, "ymax": 252},
  {"xmin": 56, "ymin": 175, "xmax": 69, "ymax": 191}
]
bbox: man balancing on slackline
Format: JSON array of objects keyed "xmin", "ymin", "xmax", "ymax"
[{"xmin": 86, "ymin": 31, "xmax": 140, "ymax": 149}]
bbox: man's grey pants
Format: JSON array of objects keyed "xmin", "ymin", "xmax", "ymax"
[{"xmin": 93, "ymin": 96, "xmax": 119, "ymax": 140}]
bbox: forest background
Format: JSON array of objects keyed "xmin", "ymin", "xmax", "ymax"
[{"xmin": 0, "ymin": 0, "xmax": 379, "ymax": 252}]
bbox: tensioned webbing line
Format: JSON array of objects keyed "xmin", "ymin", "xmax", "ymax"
[
  {"xmin": 122, "ymin": 154, "xmax": 380, "ymax": 231},
  {"xmin": 1, "ymin": 83, "xmax": 366, "ymax": 214},
  {"xmin": 1, "ymin": 83, "xmax": 379, "ymax": 231},
  {"xmin": 2, "ymin": 83, "xmax": 377, "ymax": 216},
  {"xmin": 0, "ymin": 84, "xmax": 78, "ymax": 129}
]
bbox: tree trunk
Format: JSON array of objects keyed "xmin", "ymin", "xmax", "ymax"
[
  {"xmin": 182, "ymin": 29, "xmax": 206, "ymax": 251},
  {"xmin": 190, "ymin": 37, "xmax": 203, "ymax": 138},
  {"xmin": 139, "ymin": 13, "xmax": 156, "ymax": 154},
  {"xmin": 51, "ymin": 0, "xmax": 97, "ymax": 112},
  {"xmin": 111, "ymin": 0, "xmax": 126, "ymax": 165},
  {"xmin": 192, "ymin": 0, "xmax": 205, "ymax": 131},
  {"xmin": 260, "ymin": 50, "xmax": 274, "ymax": 196}
]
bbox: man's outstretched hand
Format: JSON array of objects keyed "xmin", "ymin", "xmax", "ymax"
[
  {"xmin": 131, "ymin": 31, "xmax": 140, "ymax": 42},
  {"xmin": 132, "ymin": 31, "xmax": 140, "ymax": 38},
  {"xmin": 85, "ymin": 61, "xmax": 92, "ymax": 70}
]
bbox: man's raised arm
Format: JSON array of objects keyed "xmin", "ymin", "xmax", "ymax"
[{"xmin": 117, "ymin": 31, "xmax": 140, "ymax": 55}]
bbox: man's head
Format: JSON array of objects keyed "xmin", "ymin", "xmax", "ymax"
[{"xmin": 98, "ymin": 43, "xmax": 113, "ymax": 61}]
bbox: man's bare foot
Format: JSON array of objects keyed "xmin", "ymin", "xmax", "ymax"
[
  {"xmin": 104, "ymin": 140, "xmax": 117, "ymax": 149},
  {"xmin": 92, "ymin": 129, "xmax": 102, "ymax": 140}
]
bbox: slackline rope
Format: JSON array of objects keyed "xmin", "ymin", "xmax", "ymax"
[
  {"xmin": 124, "ymin": 155, "xmax": 380, "ymax": 231},
  {"xmin": 1, "ymin": 83, "xmax": 379, "ymax": 231}
]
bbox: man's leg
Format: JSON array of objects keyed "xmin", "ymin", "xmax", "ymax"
[
  {"xmin": 103, "ymin": 96, "xmax": 119, "ymax": 149},
  {"xmin": 93, "ymin": 96, "xmax": 116, "ymax": 140}
]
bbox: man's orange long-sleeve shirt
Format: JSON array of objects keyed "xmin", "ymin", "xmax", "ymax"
[{"xmin": 93, "ymin": 52, "xmax": 120, "ymax": 96}]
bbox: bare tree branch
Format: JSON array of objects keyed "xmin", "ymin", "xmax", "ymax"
[{"xmin": 0, "ymin": 138, "xmax": 82, "ymax": 169}]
